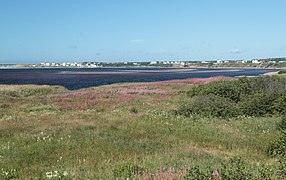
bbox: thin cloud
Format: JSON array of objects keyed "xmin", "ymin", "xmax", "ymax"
[{"xmin": 229, "ymin": 48, "xmax": 243, "ymax": 54}]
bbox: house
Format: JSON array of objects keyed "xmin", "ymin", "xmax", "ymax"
[
  {"xmin": 90, "ymin": 64, "xmax": 97, "ymax": 68},
  {"xmin": 252, "ymin": 60, "xmax": 260, "ymax": 64},
  {"xmin": 237, "ymin": 60, "xmax": 247, "ymax": 63},
  {"xmin": 180, "ymin": 62, "xmax": 186, "ymax": 66},
  {"xmin": 150, "ymin": 61, "xmax": 158, "ymax": 65}
]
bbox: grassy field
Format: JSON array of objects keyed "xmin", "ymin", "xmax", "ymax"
[{"xmin": 0, "ymin": 77, "xmax": 284, "ymax": 179}]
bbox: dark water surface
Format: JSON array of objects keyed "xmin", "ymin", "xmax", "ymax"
[{"xmin": 0, "ymin": 68, "xmax": 278, "ymax": 90}]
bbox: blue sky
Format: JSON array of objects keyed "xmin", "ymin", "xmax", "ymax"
[{"xmin": 1, "ymin": 0, "xmax": 286, "ymax": 63}]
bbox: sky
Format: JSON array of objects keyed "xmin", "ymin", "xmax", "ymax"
[{"xmin": 1, "ymin": 0, "xmax": 286, "ymax": 64}]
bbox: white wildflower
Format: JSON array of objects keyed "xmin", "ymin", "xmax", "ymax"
[{"xmin": 46, "ymin": 172, "xmax": 53, "ymax": 179}]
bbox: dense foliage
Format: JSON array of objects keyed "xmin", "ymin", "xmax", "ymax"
[
  {"xmin": 177, "ymin": 94, "xmax": 238, "ymax": 118},
  {"xmin": 267, "ymin": 115, "xmax": 286, "ymax": 177},
  {"xmin": 267, "ymin": 131, "xmax": 286, "ymax": 158},
  {"xmin": 277, "ymin": 115, "xmax": 286, "ymax": 131},
  {"xmin": 177, "ymin": 76, "xmax": 286, "ymax": 118},
  {"xmin": 237, "ymin": 92, "xmax": 279, "ymax": 117}
]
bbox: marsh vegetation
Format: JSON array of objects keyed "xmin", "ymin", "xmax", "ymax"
[{"xmin": 0, "ymin": 76, "xmax": 285, "ymax": 179}]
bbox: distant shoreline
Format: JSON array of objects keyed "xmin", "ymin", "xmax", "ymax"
[{"xmin": 0, "ymin": 66, "xmax": 283, "ymax": 70}]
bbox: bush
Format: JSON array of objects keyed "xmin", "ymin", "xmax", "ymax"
[
  {"xmin": 278, "ymin": 160, "xmax": 286, "ymax": 177},
  {"xmin": 277, "ymin": 115, "xmax": 286, "ymax": 131},
  {"xmin": 180, "ymin": 76, "xmax": 286, "ymax": 118},
  {"xmin": 237, "ymin": 93, "xmax": 278, "ymax": 117},
  {"xmin": 219, "ymin": 157, "xmax": 252, "ymax": 179},
  {"xmin": 176, "ymin": 94, "xmax": 238, "ymax": 118},
  {"xmin": 273, "ymin": 92, "xmax": 286, "ymax": 115},
  {"xmin": 188, "ymin": 79, "xmax": 249, "ymax": 103},
  {"xmin": 245, "ymin": 76, "xmax": 286, "ymax": 94},
  {"xmin": 188, "ymin": 76, "xmax": 286, "ymax": 102},
  {"xmin": 267, "ymin": 131, "xmax": 286, "ymax": 158},
  {"xmin": 185, "ymin": 165, "xmax": 213, "ymax": 179}
]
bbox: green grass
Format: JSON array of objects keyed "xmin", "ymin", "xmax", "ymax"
[{"xmin": 0, "ymin": 82, "xmax": 284, "ymax": 179}]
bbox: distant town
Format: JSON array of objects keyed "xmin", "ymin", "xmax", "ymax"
[{"xmin": 1, "ymin": 57, "xmax": 286, "ymax": 68}]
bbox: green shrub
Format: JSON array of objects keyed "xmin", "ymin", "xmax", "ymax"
[
  {"xmin": 278, "ymin": 159, "xmax": 286, "ymax": 177},
  {"xmin": 273, "ymin": 92, "xmax": 286, "ymax": 115},
  {"xmin": 277, "ymin": 115, "xmax": 286, "ymax": 131},
  {"xmin": 176, "ymin": 94, "xmax": 238, "ymax": 118},
  {"xmin": 183, "ymin": 76, "xmax": 286, "ymax": 118},
  {"xmin": 188, "ymin": 76, "xmax": 286, "ymax": 103},
  {"xmin": 185, "ymin": 165, "xmax": 213, "ymax": 179},
  {"xmin": 245, "ymin": 76, "xmax": 286, "ymax": 94},
  {"xmin": 237, "ymin": 93, "xmax": 278, "ymax": 117},
  {"xmin": 267, "ymin": 131, "xmax": 286, "ymax": 158},
  {"xmin": 219, "ymin": 157, "xmax": 252, "ymax": 179},
  {"xmin": 188, "ymin": 79, "xmax": 249, "ymax": 103}
]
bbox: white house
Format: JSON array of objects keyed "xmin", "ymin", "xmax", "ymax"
[
  {"xmin": 252, "ymin": 60, "xmax": 260, "ymax": 64},
  {"xmin": 237, "ymin": 60, "xmax": 247, "ymax": 63},
  {"xmin": 180, "ymin": 62, "xmax": 186, "ymax": 66},
  {"xmin": 150, "ymin": 61, "xmax": 158, "ymax": 65}
]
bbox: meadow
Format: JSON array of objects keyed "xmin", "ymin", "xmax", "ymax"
[{"xmin": 0, "ymin": 76, "xmax": 285, "ymax": 179}]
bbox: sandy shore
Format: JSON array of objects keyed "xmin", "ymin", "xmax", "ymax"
[{"xmin": 263, "ymin": 71, "xmax": 279, "ymax": 76}]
